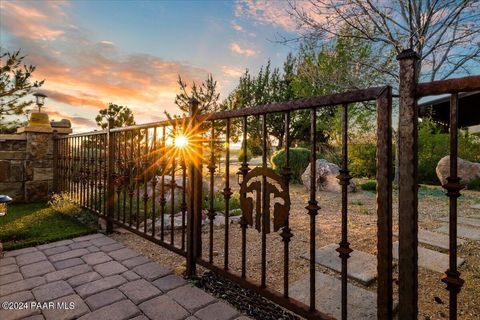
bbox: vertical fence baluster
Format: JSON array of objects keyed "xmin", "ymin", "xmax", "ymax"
[
  {"xmin": 135, "ymin": 129, "xmax": 141, "ymax": 230},
  {"xmin": 377, "ymin": 87, "xmax": 393, "ymax": 319},
  {"xmin": 69, "ymin": 137, "xmax": 73, "ymax": 196},
  {"xmin": 337, "ymin": 103, "xmax": 353, "ymax": 320},
  {"xmin": 151, "ymin": 127, "xmax": 157, "ymax": 237},
  {"xmin": 224, "ymin": 118, "xmax": 232, "ymax": 270},
  {"xmin": 90, "ymin": 135, "xmax": 94, "ymax": 210},
  {"xmin": 94, "ymin": 135, "xmax": 98, "ymax": 213},
  {"xmin": 161, "ymin": 126, "xmax": 166, "ymax": 241},
  {"xmin": 208, "ymin": 121, "xmax": 216, "ymax": 263},
  {"xmin": 306, "ymin": 108, "xmax": 320, "ymax": 311},
  {"xmin": 261, "ymin": 114, "xmax": 267, "ymax": 288},
  {"xmin": 281, "ymin": 111, "xmax": 293, "ymax": 298},
  {"xmin": 73, "ymin": 136, "xmax": 77, "ymax": 202},
  {"xmin": 239, "ymin": 116, "xmax": 249, "ymax": 278},
  {"xmin": 181, "ymin": 155, "xmax": 187, "ymax": 250},
  {"xmin": 116, "ymin": 132, "xmax": 122, "ymax": 221},
  {"xmin": 143, "ymin": 128, "xmax": 150, "ymax": 234},
  {"xmin": 106, "ymin": 119, "xmax": 115, "ymax": 233},
  {"xmin": 128, "ymin": 130, "xmax": 134, "ymax": 227},
  {"xmin": 123, "ymin": 131, "xmax": 127, "ymax": 224},
  {"xmin": 79, "ymin": 136, "xmax": 84, "ymax": 206},
  {"xmin": 442, "ymin": 92, "xmax": 464, "ymax": 320},
  {"xmin": 171, "ymin": 125, "xmax": 176, "ymax": 245}
]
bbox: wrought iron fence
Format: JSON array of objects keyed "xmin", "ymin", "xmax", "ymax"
[{"xmin": 53, "ymin": 49, "xmax": 480, "ymax": 320}]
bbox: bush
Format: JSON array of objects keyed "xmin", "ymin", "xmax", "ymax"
[
  {"xmin": 271, "ymin": 148, "xmax": 310, "ymax": 183},
  {"xmin": 467, "ymin": 179, "xmax": 480, "ymax": 191},
  {"xmin": 247, "ymin": 137, "xmax": 263, "ymax": 156},
  {"xmin": 418, "ymin": 118, "xmax": 480, "ymax": 184},
  {"xmin": 48, "ymin": 193, "xmax": 82, "ymax": 216},
  {"xmin": 203, "ymin": 191, "xmax": 241, "ymax": 212},
  {"xmin": 349, "ymin": 143, "xmax": 377, "ymax": 178},
  {"xmin": 360, "ymin": 180, "xmax": 376, "ymax": 191},
  {"xmin": 238, "ymin": 147, "xmax": 253, "ymax": 162}
]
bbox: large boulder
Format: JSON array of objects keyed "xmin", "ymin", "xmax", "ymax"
[
  {"xmin": 301, "ymin": 159, "xmax": 356, "ymax": 193},
  {"xmin": 436, "ymin": 156, "xmax": 480, "ymax": 185}
]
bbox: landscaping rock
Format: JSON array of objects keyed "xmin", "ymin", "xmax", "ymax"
[
  {"xmin": 301, "ymin": 159, "xmax": 356, "ymax": 193},
  {"xmin": 436, "ymin": 156, "xmax": 480, "ymax": 185}
]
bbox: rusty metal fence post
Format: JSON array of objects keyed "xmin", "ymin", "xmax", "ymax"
[
  {"xmin": 376, "ymin": 86, "xmax": 393, "ymax": 320},
  {"xmin": 187, "ymin": 98, "xmax": 202, "ymax": 276},
  {"xmin": 397, "ymin": 49, "xmax": 420, "ymax": 320},
  {"xmin": 106, "ymin": 118, "xmax": 115, "ymax": 234}
]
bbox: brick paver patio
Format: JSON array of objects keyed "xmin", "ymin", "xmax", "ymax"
[{"xmin": 0, "ymin": 233, "xmax": 250, "ymax": 320}]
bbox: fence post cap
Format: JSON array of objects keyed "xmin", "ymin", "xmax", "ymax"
[{"xmin": 396, "ymin": 48, "xmax": 420, "ymax": 60}]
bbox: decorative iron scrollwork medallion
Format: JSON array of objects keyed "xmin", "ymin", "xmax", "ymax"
[{"xmin": 239, "ymin": 167, "xmax": 290, "ymax": 233}]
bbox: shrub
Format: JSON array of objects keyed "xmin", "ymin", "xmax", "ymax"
[
  {"xmin": 238, "ymin": 147, "xmax": 253, "ymax": 162},
  {"xmin": 349, "ymin": 143, "xmax": 377, "ymax": 178},
  {"xmin": 203, "ymin": 191, "xmax": 241, "ymax": 212},
  {"xmin": 467, "ymin": 179, "xmax": 480, "ymax": 191},
  {"xmin": 48, "ymin": 193, "xmax": 82, "ymax": 216},
  {"xmin": 271, "ymin": 148, "xmax": 311, "ymax": 183},
  {"xmin": 360, "ymin": 180, "xmax": 376, "ymax": 191},
  {"xmin": 418, "ymin": 118, "xmax": 480, "ymax": 184},
  {"xmin": 247, "ymin": 137, "xmax": 263, "ymax": 156}
]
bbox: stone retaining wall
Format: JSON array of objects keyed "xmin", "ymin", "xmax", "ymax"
[{"xmin": 0, "ymin": 129, "xmax": 64, "ymax": 203}]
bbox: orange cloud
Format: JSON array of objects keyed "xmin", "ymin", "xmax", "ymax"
[
  {"xmin": 229, "ymin": 42, "xmax": 257, "ymax": 57},
  {"xmin": 1, "ymin": 1, "xmax": 213, "ymax": 131},
  {"xmin": 1, "ymin": 1, "xmax": 65, "ymax": 40},
  {"xmin": 42, "ymin": 90, "xmax": 106, "ymax": 109}
]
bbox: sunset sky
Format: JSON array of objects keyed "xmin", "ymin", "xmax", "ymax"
[{"xmin": 0, "ymin": 0, "xmax": 297, "ymax": 132}]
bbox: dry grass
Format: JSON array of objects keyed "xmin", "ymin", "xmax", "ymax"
[{"xmin": 111, "ymin": 170, "xmax": 480, "ymax": 320}]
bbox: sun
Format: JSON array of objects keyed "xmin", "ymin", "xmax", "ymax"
[{"xmin": 174, "ymin": 135, "xmax": 189, "ymax": 149}]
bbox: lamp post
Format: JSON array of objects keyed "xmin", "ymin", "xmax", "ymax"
[
  {"xmin": 33, "ymin": 92, "xmax": 47, "ymax": 112},
  {"xmin": 0, "ymin": 195, "xmax": 12, "ymax": 217}
]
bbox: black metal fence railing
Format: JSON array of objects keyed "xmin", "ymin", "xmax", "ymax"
[{"xmin": 53, "ymin": 49, "xmax": 480, "ymax": 320}]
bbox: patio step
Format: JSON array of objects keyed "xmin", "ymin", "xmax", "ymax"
[
  {"xmin": 394, "ymin": 229, "xmax": 465, "ymax": 251},
  {"xmin": 436, "ymin": 216, "xmax": 480, "ymax": 228},
  {"xmin": 434, "ymin": 224, "xmax": 480, "ymax": 241},
  {"xmin": 289, "ymin": 271, "xmax": 394, "ymax": 319},
  {"xmin": 300, "ymin": 244, "xmax": 379, "ymax": 285},
  {"xmin": 392, "ymin": 241, "xmax": 465, "ymax": 273}
]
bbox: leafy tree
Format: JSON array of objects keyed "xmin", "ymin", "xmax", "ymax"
[
  {"xmin": 288, "ymin": 0, "xmax": 480, "ymax": 83},
  {"xmin": 95, "ymin": 103, "xmax": 135, "ymax": 129},
  {"xmin": 172, "ymin": 74, "xmax": 222, "ymax": 115},
  {"xmin": 0, "ymin": 48, "xmax": 44, "ymax": 124}
]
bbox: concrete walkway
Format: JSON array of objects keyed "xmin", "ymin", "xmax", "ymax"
[{"xmin": 0, "ymin": 233, "xmax": 250, "ymax": 320}]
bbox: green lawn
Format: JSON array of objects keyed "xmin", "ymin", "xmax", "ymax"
[{"xmin": 0, "ymin": 203, "xmax": 97, "ymax": 250}]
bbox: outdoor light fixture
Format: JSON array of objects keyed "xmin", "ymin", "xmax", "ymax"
[
  {"xmin": 33, "ymin": 92, "xmax": 47, "ymax": 112},
  {"xmin": 0, "ymin": 195, "xmax": 12, "ymax": 217}
]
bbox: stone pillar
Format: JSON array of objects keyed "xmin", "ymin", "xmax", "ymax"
[{"xmin": 0, "ymin": 134, "xmax": 27, "ymax": 202}]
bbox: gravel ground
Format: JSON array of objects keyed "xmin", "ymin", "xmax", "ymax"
[{"xmin": 111, "ymin": 175, "xmax": 480, "ymax": 320}]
